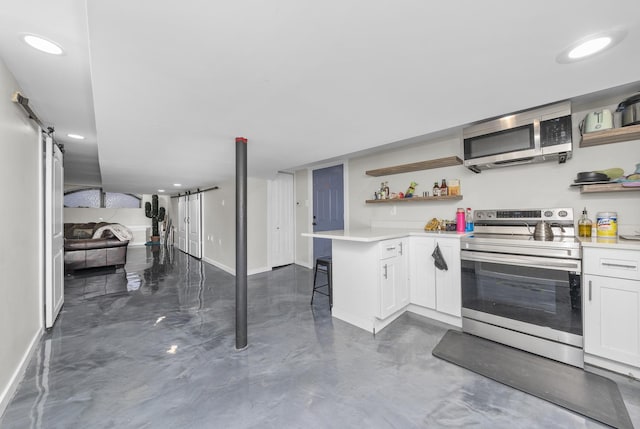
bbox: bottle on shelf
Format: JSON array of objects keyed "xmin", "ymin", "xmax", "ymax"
[
  {"xmin": 465, "ymin": 208, "xmax": 474, "ymax": 232},
  {"xmin": 440, "ymin": 179, "xmax": 448, "ymax": 196},
  {"xmin": 578, "ymin": 207, "xmax": 593, "ymax": 238},
  {"xmin": 456, "ymin": 208, "xmax": 466, "ymax": 233},
  {"xmin": 432, "ymin": 182, "xmax": 440, "ymax": 197},
  {"xmin": 383, "ymin": 181, "xmax": 390, "ymax": 199},
  {"xmin": 379, "ymin": 182, "xmax": 386, "ymax": 199}
]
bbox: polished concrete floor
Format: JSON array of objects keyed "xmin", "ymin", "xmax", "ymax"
[{"xmin": 2, "ymin": 246, "xmax": 639, "ymax": 428}]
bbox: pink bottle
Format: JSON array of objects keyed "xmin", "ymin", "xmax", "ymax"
[{"xmin": 456, "ymin": 208, "xmax": 466, "ymax": 233}]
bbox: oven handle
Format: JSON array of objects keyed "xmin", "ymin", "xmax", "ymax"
[{"xmin": 461, "ymin": 250, "xmax": 581, "ymax": 271}]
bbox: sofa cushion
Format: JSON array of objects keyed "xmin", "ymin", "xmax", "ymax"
[{"xmin": 64, "ymin": 238, "xmax": 129, "ymax": 251}]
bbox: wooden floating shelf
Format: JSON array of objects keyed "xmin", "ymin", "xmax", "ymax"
[
  {"xmin": 579, "ymin": 183, "xmax": 640, "ymax": 193},
  {"xmin": 366, "ymin": 195, "xmax": 463, "ymax": 204},
  {"xmin": 579, "ymin": 124, "xmax": 640, "ymax": 148},
  {"xmin": 365, "ymin": 156, "xmax": 463, "ymax": 177}
]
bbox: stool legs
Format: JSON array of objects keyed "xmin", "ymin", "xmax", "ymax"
[
  {"xmin": 311, "ymin": 261, "xmax": 320, "ymax": 305},
  {"xmin": 311, "ymin": 258, "xmax": 332, "ymax": 309}
]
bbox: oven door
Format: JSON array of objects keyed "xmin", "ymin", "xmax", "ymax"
[{"xmin": 461, "ymin": 250, "xmax": 582, "ymax": 346}]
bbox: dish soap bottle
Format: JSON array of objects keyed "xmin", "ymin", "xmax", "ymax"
[{"xmin": 578, "ymin": 207, "xmax": 593, "ymax": 238}]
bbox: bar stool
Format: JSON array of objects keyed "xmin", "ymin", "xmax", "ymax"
[{"xmin": 310, "ymin": 256, "xmax": 332, "ymax": 308}]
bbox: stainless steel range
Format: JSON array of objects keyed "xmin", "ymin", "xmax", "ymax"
[{"xmin": 460, "ymin": 208, "xmax": 583, "ymax": 367}]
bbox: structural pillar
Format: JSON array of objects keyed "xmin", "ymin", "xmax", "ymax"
[{"xmin": 235, "ymin": 137, "xmax": 248, "ymax": 350}]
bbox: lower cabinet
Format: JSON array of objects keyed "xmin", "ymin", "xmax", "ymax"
[
  {"xmin": 331, "ymin": 237, "xmax": 409, "ymax": 333},
  {"xmin": 330, "ymin": 235, "xmax": 460, "ymax": 334},
  {"xmin": 378, "ymin": 238, "xmax": 409, "ymax": 319},
  {"xmin": 583, "ymin": 247, "xmax": 640, "ymax": 376},
  {"xmin": 409, "ymin": 236, "xmax": 461, "ymax": 318}
]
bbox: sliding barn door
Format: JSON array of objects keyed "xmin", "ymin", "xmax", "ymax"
[
  {"xmin": 177, "ymin": 195, "xmax": 188, "ymax": 253},
  {"xmin": 187, "ymin": 193, "xmax": 202, "ymax": 258},
  {"xmin": 45, "ymin": 135, "xmax": 64, "ymax": 328}
]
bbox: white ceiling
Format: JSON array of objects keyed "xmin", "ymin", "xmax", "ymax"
[{"xmin": 1, "ymin": 1, "xmax": 639, "ymax": 194}]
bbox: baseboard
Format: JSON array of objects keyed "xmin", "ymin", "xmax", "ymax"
[
  {"xmin": 248, "ymin": 266, "xmax": 271, "ymax": 276},
  {"xmin": 0, "ymin": 327, "xmax": 42, "ymax": 418},
  {"xmin": 200, "ymin": 258, "xmax": 271, "ymax": 277},
  {"xmin": 406, "ymin": 304, "xmax": 462, "ymax": 328},
  {"xmin": 585, "ymin": 353, "xmax": 640, "ymax": 379},
  {"xmin": 202, "ymin": 257, "xmax": 235, "ymax": 275},
  {"xmin": 295, "ymin": 258, "xmax": 313, "ymax": 269}
]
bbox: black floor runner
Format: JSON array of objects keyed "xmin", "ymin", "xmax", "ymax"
[{"xmin": 433, "ymin": 330, "xmax": 633, "ymax": 429}]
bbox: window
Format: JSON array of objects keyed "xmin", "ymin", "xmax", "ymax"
[{"xmin": 64, "ymin": 188, "xmax": 141, "ymax": 209}]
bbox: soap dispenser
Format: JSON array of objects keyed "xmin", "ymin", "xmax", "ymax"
[{"xmin": 578, "ymin": 207, "xmax": 593, "ymax": 238}]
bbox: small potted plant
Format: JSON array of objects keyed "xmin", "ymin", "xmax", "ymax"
[{"xmin": 145, "ymin": 194, "xmax": 165, "ymax": 243}]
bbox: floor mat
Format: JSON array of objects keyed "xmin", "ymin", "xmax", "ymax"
[{"xmin": 432, "ymin": 330, "xmax": 633, "ymax": 429}]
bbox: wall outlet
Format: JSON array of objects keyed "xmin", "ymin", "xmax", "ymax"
[{"xmin": 390, "ymin": 205, "xmax": 397, "ymax": 216}]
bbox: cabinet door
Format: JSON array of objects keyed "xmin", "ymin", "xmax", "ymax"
[
  {"xmin": 584, "ymin": 274, "xmax": 640, "ymax": 367},
  {"xmin": 434, "ymin": 238, "xmax": 461, "ymax": 317},
  {"xmin": 409, "ymin": 237, "xmax": 436, "ymax": 309},
  {"xmin": 396, "ymin": 238, "xmax": 410, "ymax": 308},
  {"xmin": 379, "ymin": 258, "xmax": 398, "ymax": 319}
]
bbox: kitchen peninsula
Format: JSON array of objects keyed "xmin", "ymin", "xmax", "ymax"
[{"xmin": 303, "ymin": 228, "xmax": 468, "ymax": 334}]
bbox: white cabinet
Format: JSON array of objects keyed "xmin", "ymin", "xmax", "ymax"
[
  {"xmin": 409, "ymin": 236, "xmax": 461, "ymax": 320},
  {"xmin": 583, "ymin": 247, "xmax": 640, "ymax": 376},
  {"xmin": 378, "ymin": 238, "xmax": 409, "ymax": 319},
  {"xmin": 331, "ymin": 237, "xmax": 409, "ymax": 333}
]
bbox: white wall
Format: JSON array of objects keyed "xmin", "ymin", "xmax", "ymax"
[
  {"xmin": 0, "ymin": 59, "xmax": 43, "ymax": 416},
  {"xmin": 64, "ymin": 194, "xmax": 172, "ymax": 245},
  {"xmin": 294, "ymin": 170, "xmax": 312, "ymax": 268},
  {"xmin": 201, "ymin": 177, "xmax": 269, "ymax": 275},
  {"xmin": 293, "ymin": 94, "xmax": 640, "ymax": 265},
  {"xmin": 348, "ymin": 105, "xmax": 640, "ymax": 233}
]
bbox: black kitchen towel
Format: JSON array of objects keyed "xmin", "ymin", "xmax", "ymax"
[{"xmin": 432, "ymin": 243, "xmax": 448, "ymax": 271}]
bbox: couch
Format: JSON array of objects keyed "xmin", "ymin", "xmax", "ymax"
[{"xmin": 64, "ymin": 223, "xmax": 131, "ymax": 272}]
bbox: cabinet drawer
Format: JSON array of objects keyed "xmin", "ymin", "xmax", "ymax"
[
  {"xmin": 379, "ymin": 239, "xmax": 400, "ymax": 260},
  {"xmin": 583, "ymin": 248, "xmax": 640, "ymax": 280}
]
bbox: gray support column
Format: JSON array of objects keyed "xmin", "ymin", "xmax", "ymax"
[{"xmin": 235, "ymin": 137, "xmax": 248, "ymax": 350}]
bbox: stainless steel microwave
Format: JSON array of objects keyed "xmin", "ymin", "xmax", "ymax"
[{"xmin": 463, "ymin": 101, "xmax": 573, "ymax": 173}]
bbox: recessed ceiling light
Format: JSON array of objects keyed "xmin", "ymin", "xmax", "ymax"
[
  {"xmin": 67, "ymin": 134, "xmax": 85, "ymax": 140},
  {"xmin": 23, "ymin": 34, "xmax": 64, "ymax": 55},
  {"xmin": 158, "ymin": 189, "xmax": 165, "ymax": 193},
  {"xmin": 173, "ymin": 183, "xmax": 182, "ymax": 187},
  {"xmin": 556, "ymin": 30, "xmax": 626, "ymax": 64},
  {"xmin": 568, "ymin": 37, "xmax": 611, "ymax": 59}
]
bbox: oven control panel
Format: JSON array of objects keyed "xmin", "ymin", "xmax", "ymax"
[{"xmin": 474, "ymin": 208, "xmax": 573, "ymax": 223}]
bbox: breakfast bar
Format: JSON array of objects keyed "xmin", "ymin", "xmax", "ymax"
[{"xmin": 303, "ymin": 228, "xmax": 468, "ymax": 334}]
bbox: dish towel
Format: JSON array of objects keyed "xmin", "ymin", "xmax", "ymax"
[{"xmin": 432, "ymin": 243, "xmax": 448, "ymax": 271}]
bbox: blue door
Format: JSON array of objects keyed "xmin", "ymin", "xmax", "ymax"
[{"xmin": 313, "ymin": 164, "xmax": 344, "ymax": 261}]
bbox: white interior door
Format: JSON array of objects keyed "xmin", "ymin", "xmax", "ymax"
[
  {"xmin": 177, "ymin": 195, "xmax": 187, "ymax": 253},
  {"xmin": 45, "ymin": 136, "xmax": 64, "ymax": 328},
  {"xmin": 269, "ymin": 173, "xmax": 294, "ymax": 267},
  {"xmin": 188, "ymin": 193, "xmax": 202, "ymax": 258}
]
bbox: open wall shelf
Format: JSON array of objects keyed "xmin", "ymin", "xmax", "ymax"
[
  {"xmin": 365, "ymin": 195, "xmax": 463, "ymax": 204},
  {"xmin": 579, "ymin": 124, "xmax": 640, "ymax": 148},
  {"xmin": 578, "ymin": 183, "xmax": 640, "ymax": 193},
  {"xmin": 365, "ymin": 156, "xmax": 463, "ymax": 177}
]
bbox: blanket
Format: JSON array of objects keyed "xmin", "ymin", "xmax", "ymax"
[{"xmin": 92, "ymin": 223, "xmax": 133, "ymax": 241}]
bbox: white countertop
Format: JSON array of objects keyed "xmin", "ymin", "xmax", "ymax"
[
  {"xmin": 578, "ymin": 235, "xmax": 640, "ymax": 251},
  {"xmin": 303, "ymin": 229, "xmax": 640, "ymax": 251},
  {"xmin": 302, "ymin": 228, "xmax": 469, "ymax": 243}
]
